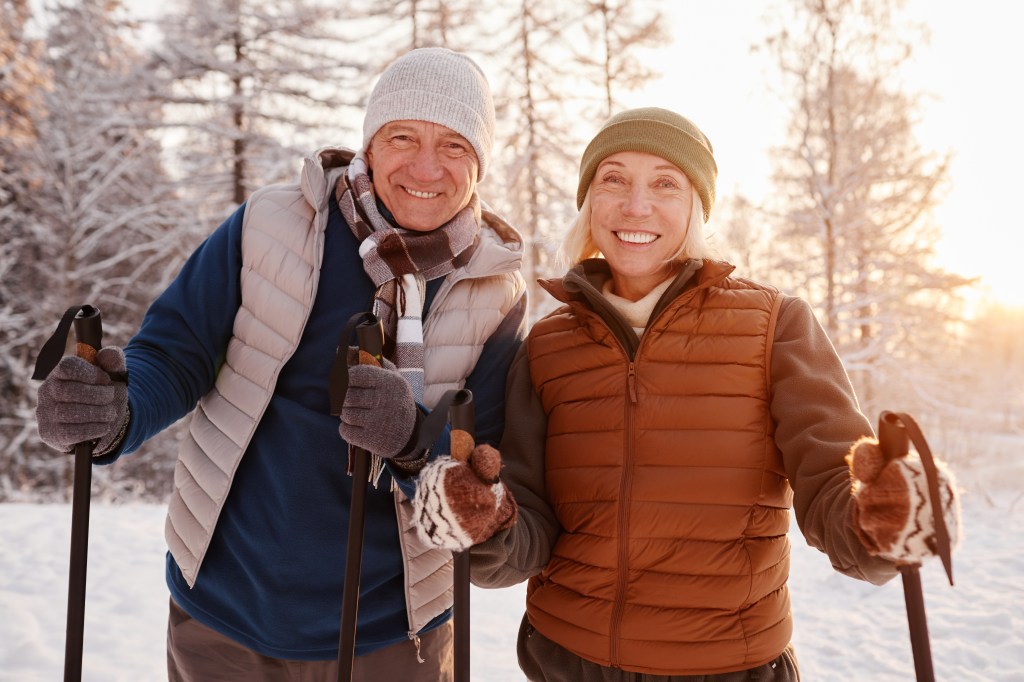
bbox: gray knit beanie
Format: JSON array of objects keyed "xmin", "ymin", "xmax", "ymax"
[
  {"xmin": 362, "ymin": 48, "xmax": 495, "ymax": 180},
  {"xmin": 577, "ymin": 107, "xmax": 717, "ymax": 220}
]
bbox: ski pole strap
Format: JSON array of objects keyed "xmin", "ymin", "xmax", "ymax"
[
  {"xmin": 877, "ymin": 411, "xmax": 954, "ymax": 585},
  {"xmin": 415, "ymin": 389, "xmax": 474, "ymax": 455},
  {"xmin": 33, "ymin": 305, "xmax": 104, "ymax": 380},
  {"xmin": 899, "ymin": 413, "xmax": 954, "ymax": 585}
]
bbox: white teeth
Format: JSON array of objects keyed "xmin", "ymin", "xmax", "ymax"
[
  {"xmin": 404, "ymin": 187, "xmax": 440, "ymax": 199},
  {"xmin": 617, "ymin": 231, "xmax": 657, "ymax": 244}
]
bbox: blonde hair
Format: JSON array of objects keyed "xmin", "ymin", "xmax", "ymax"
[{"xmin": 557, "ymin": 185, "xmax": 715, "ymax": 270}]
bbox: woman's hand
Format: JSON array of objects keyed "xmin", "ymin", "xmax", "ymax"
[
  {"xmin": 847, "ymin": 437, "xmax": 961, "ymax": 564},
  {"xmin": 413, "ymin": 443, "xmax": 518, "ymax": 551}
]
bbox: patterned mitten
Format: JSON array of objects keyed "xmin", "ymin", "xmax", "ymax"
[
  {"xmin": 848, "ymin": 437, "xmax": 961, "ymax": 564},
  {"xmin": 413, "ymin": 437, "xmax": 518, "ymax": 552},
  {"xmin": 36, "ymin": 346, "xmax": 129, "ymax": 457}
]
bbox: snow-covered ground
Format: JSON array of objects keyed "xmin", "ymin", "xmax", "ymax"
[{"xmin": 1, "ymin": 477, "xmax": 1021, "ymax": 680}]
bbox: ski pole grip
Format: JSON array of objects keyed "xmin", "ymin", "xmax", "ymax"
[
  {"xmin": 449, "ymin": 390, "xmax": 474, "ymax": 433},
  {"xmin": 73, "ymin": 306, "xmax": 103, "ymax": 364},
  {"xmin": 878, "ymin": 410, "xmax": 909, "ymax": 463},
  {"xmin": 32, "ymin": 304, "xmax": 103, "ymax": 380},
  {"xmin": 355, "ymin": 317, "xmax": 384, "ymax": 366},
  {"xmin": 328, "ymin": 312, "xmax": 382, "ymax": 415},
  {"xmin": 448, "ymin": 390, "xmax": 474, "ymax": 463}
]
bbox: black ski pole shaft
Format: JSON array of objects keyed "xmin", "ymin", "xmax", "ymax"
[
  {"xmin": 66, "ymin": 305, "xmax": 102, "ymax": 682},
  {"xmin": 900, "ymin": 565, "xmax": 935, "ymax": 682},
  {"xmin": 336, "ymin": 315, "xmax": 383, "ymax": 682},
  {"xmin": 449, "ymin": 390, "xmax": 474, "ymax": 682}
]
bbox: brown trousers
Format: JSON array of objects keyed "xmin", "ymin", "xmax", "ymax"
[
  {"xmin": 167, "ymin": 598, "xmax": 453, "ymax": 682},
  {"xmin": 517, "ymin": 614, "xmax": 800, "ymax": 682}
]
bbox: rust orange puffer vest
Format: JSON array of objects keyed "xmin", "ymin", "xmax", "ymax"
[{"xmin": 525, "ymin": 262, "xmax": 792, "ymax": 676}]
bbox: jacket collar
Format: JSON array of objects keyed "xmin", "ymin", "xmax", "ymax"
[{"xmin": 541, "ymin": 258, "xmax": 735, "ymax": 307}]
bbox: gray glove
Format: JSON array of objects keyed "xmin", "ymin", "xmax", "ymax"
[
  {"xmin": 36, "ymin": 346, "xmax": 129, "ymax": 457},
  {"xmin": 339, "ymin": 360, "xmax": 419, "ymax": 459}
]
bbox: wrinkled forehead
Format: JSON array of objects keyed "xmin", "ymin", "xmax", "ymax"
[{"xmin": 373, "ymin": 119, "xmax": 471, "ymax": 143}]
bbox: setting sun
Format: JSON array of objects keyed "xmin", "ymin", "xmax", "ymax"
[{"xmin": 625, "ymin": 0, "xmax": 1024, "ymax": 311}]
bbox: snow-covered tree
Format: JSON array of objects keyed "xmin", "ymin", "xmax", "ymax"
[
  {"xmin": 0, "ymin": 0, "xmax": 47, "ymax": 192},
  {"xmin": 711, "ymin": 194, "xmax": 773, "ymax": 277},
  {"xmin": 485, "ymin": 0, "xmax": 583, "ymax": 319},
  {"xmin": 0, "ymin": 0, "xmax": 49, "ymax": 304},
  {"xmin": 0, "ymin": 0, "xmax": 190, "ymax": 502},
  {"xmin": 577, "ymin": 0, "xmax": 668, "ymax": 118},
  {"xmin": 363, "ymin": 0, "xmax": 485, "ymax": 53},
  {"xmin": 0, "ymin": 0, "xmax": 52, "ymax": 498},
  {"xmin": 147, "ymin": 0, "xmax": 371, "ymax": 224},
  {"xmin": 760, "ymin": 0, "xmax": 972, "ymax": 417},
  {"xmin": 0, "ymin": 0, "xmax": 49, "ymax": 309}
]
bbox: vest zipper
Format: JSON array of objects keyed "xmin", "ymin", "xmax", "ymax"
[
  {"xmin": 610, "ymin": 360, "xmax": 638, "ymax": 666},
  {"xmin": 408, "ymin": 630, "xmax": 425, "ymax": 663}
]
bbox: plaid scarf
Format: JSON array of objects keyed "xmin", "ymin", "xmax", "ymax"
[{"xmin": 336, "ymin": 154, "xmax": 479, "ymax": 403}]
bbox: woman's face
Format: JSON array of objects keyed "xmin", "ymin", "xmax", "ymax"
[{"xmin": 588, "ymin": 151, "xmax": 693, "ymax": 301}]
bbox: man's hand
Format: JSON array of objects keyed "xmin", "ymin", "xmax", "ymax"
[
  {"xmin": 36, "ymin": 346, "xmax": 129, "ymax": 457},
  {"xmin": 848, "ymin": 437, "xmax": 961, "ymax": 564},
  {"xmin": 339, "ymin": 360, "xmax": 418, "ymax": 458},
  {"xmin": 413, "ymin": 443, "xmax": 518, "ymax": 551}
]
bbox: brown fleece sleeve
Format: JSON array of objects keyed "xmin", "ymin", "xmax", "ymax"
[
  {"xmin": 470, "ymin": 342, "xmax": 561, "ymax": 588},
  {"xmin": 771, "ymin": 296, "xmax": 899, "ymax": 585}
]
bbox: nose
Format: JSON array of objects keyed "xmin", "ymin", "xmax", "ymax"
[
  {"xmin": 622, "ymin": 185, "xmax": 653, "ymax": 218},
  {"xmin": 408, "ymin": 145, "xmax": 444, "ymax": 183}
]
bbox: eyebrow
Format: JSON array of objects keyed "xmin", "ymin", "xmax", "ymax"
[{"xmin": 438, "ymin": 131, "xmax": 471, "ymax": 144}]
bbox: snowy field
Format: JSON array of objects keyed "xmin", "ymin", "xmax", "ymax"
[{"xmin": 1, "ymin": 458, "xmax": 1021, "ymax": 680}]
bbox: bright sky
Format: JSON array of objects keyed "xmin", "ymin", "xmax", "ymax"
[{"xmin": 624, "ymin": 0, "xmax": 1024, "ymax": 309}]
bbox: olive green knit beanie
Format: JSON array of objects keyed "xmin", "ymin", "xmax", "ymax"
[{"xmin": 576, "ymin": 107, "xmax": 717, "ymax": 220}]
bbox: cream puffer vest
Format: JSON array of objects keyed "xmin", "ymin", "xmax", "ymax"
[
  {"xmin": 525, "ymin": 265, "xmax": 791, "ymax": 675},
  {"xmin": 164, "ymin": 149, "xmax": 525, "ymax": 636}
]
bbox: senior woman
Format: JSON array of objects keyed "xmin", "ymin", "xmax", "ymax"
[{"xmin": 411, "ymin": 107, "xmax": 961, "ymax": 681}]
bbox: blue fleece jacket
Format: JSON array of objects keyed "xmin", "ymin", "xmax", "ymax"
[{"xmin": 110, "ymin": 195, "xmax": 525, "ymax": 660}]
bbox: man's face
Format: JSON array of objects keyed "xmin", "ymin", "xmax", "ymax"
[{"xmin": 366, "ymin": 120, "xmax": 479, "ymax": 232}]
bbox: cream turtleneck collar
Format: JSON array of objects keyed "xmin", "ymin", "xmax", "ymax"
[{"xmin": 601, "ymin": 275, "xmax": 676, "ymax": 335}]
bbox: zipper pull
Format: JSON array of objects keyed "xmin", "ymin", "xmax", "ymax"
[{"xmin": 628, "ymin": 363, "xmax": 638, "ymax": 403}]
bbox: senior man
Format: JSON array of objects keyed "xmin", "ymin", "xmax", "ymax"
[{"xmin": 35, "ymin": 47, "xmax": 526, "ymax": 681}]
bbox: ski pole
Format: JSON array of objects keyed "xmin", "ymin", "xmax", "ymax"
[
  {"xmin": 877, "ymin": 410, "xmax": 954, "ymax": 682},
  {"xmin": 413, "ymin": 387, "xmax": 476, "ymax": 680},
  {"xmin": 328, "ymin": 312, "xmax": 384, "ymax": 682},
  {"xmin": 447, "ymin": 389, "xmax": 474, "ymax": 682},
  {"xmin": 32, "ymin": 305, "xmax": 104, "ymax": 682}
]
